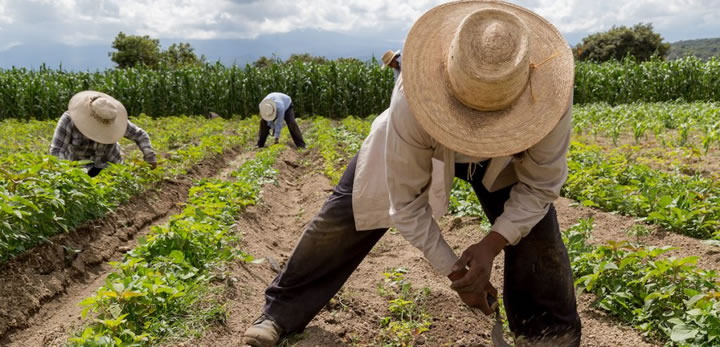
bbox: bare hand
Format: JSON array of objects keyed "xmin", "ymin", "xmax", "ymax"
[
  {"xmin": 449, "ymin": 232, "xmax": 507, "ymax": 314},
  {"xmin": 449, "ymin": 268, "xmax": 498, "ymax": 314}
]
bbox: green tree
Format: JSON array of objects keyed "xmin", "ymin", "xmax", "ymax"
[
  {"xmin": 575, "ymin": 23, "xmax": 670, "ymax": 62},
  {"xmin": 336, "ymin": 57, "xmax": 363, "ymax": 64},
  {"xmin": 668, "ymin": 38, "xmax": 720, "ymax": 61},
  {"xmin": 253, "ymin": 55, "xmax": 281, "ymax": 68},
  {"xmin": 162, "ymin": 42, "xmax": 206, "ymax": 67},
  {"xmin": 109, "ymin": 32, "xmax": 162, "ymax": 68},
  {"xmin": 286, "ymin": 53, "xmax": 327, "ymax": 65}
]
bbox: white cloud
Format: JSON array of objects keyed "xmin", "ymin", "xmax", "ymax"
[
  {"xmin": 0, "ymin": 0, "xmax": 13, "ymax": 26},
  {"xmin": 0, "ymin": 0, "xmax": 719, "ymax": 46},
  {"xmin": 514, "ymin": 0, "xmax": 720, "ymax": 41},
  {"xmin": 0, "ymin": 41, "xmax": 21, "ymax": 51}
]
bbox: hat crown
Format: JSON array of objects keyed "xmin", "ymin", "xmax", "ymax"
[
  {"xmin": 260, "ymin": 100, "xmax": 277, "ymax": 121},
  {"xmin": 446, "ymin": 8, "xmax": 530, "ymax": 112},
  {"xmin": 382, "ymin": 50, "xmax": 395, "ymax": 65},
  {"xmin": 90, "ymin": 97, "xmax": 118, "ymax": 123},
  {"xmin": 478, "ymin": 23, "xmax": 515, "ymax": 63}
]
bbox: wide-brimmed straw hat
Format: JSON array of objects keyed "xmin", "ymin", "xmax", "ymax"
[
  {"xmin": 381, "ymin": 50, "xmax": 401, "ymax": 68},
  {"xmin": 259, "ymin": 99, "xmax": 277, "ymax": 121},
  {"xmin": 402, "ymin": 0, "xmax": 574, "ymax": 158},
  {"xmin": 68, "ymin": 91, "xmax": 128, "ymax": 144}
]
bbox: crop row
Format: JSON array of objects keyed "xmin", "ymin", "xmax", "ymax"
[
  {"xmin": 573, "ymin": 102, "xmax": 720, "ymax": 151},
  {"xmin": 305, "ymin": 117, "xmax": 366, "ymax": 184},
  {"xmin": 69, "ymin": 144, "xmax": 286, "ymax": 345},
  {"xmin": 565, "ymin": 218, "xmax": 719, "ymax": 346},
  {"xmin": 0, "ymin": 61, "xmax": 394, "ymax": 121},
  {"xmin": 565, "ymin": 141, "xmax": 720, "ymax": 240},
  {"xmin": 448, "ymin": 139, "xmax": 720, "ymax": 240},
  {"xmin": 2, "ymin": 57, "xmax": 720, "ymax": 121},
  {"xmin": 0, "ymin": 116, "xmax": 257, "ymax": 262},
  {"xmin": 574, "ymin": 57, "xmax": 720, "ymax": 105}
]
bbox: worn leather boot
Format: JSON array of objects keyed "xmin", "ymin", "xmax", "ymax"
[{"xmin": 243, "ymin": 315, "xmax": 283, "ymax": 347}]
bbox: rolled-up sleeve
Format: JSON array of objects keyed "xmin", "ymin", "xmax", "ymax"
[
  {"xmin": 386, "ymin": 84, "xmax": 458, "ymax": 276},
  {"xmin": 124, "ymin": 121, "xmax": 157, "ymax": 163},
  {"xmin": 49, "ymin": 112, "xmax": 72, "ymax": 159},
  {"xmin": 491, "ymin": 106, "xmax": 572, "ymax": 245}
]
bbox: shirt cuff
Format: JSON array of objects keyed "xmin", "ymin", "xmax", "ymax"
[
  {"xmin": 427, "ymin": 243, "xmax": 459, "ymax": 276},
  {"xmin": 143, "ymin": 150, "xmax": 157, "ymax": 163},
  {"xmin": 491, "ymin": 215, "xmax": 522, "ymax": 246},
  {"xmin": 423, "ymin": 224, "xmax": 459, "ymax": 276}
]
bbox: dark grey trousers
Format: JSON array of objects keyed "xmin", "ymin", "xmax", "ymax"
[
  {"xmin": 263, "ymin": 155, "xmax": 581, "ymax": 344},
  {"xmin": 258, "ymin": 105, "xmax": 306, "ymax": 148}
]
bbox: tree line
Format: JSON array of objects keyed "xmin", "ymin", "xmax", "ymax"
[{"xmin": 111, "ymin": 23, "xmax": 682, "ymax": 70}]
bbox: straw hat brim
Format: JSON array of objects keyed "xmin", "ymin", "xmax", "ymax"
[
  {"xmin": 260, "ymin": 99, "xmax": 278, "ymax": 121},
  {"xmin": 402, "ymin": 0, "xmax": 574, "ymax": 158},
  {"xmin": 68, "ymin": 91, "xmax": 128, "ymax": 144},
  {"xmin": 381, "ymin": 50, "xmax": 401, "ymax": 68}
]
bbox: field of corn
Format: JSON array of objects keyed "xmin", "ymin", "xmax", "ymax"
[
  {"xmin": 1, "ymin": 56, "xmax": 719, "ymax": 121},
  {"xmin": 0, "ymin": 59, "xmax": 719, "ymax": 346}
]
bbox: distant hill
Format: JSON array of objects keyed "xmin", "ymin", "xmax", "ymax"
[{"xmin": 668, "ymin": 38, "xmax": 720, "ymax": 61}]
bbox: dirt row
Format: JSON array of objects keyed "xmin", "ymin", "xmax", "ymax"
[
  {"xmin": 182, "ymin": 148, "xmax": 717, "ymax": 347},
  {"xmin": 0, "ymin": 147, "xmax": 251, "ymax": 346}
]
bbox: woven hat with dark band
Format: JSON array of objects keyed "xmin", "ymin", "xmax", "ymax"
[
  {"xmin": 402, "ymin": 0, "xmax": 574, "ymax": 158},
  {"xmin": 68, "ymin": 91, "xmax": 128, "ymax": 144},
  {"xmin": 381, "ymin": 50, "xmax": 401, "ymax": 68}
]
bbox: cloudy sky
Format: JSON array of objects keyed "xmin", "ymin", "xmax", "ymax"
[{"xmin": 0, "ymin": 0, "xmax": 718, "ymax": 70}]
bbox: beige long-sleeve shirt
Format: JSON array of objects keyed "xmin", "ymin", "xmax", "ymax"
[{"xmin": 351, "ymin": 76, "xmax": 572, "ymax": 276}]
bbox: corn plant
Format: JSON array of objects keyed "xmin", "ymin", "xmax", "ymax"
[
  {"xmin": 0, "ymin": 60, "xmax": 394, "ymax": 121},
  {"xmin": 575, "ymin": 56, "xmax": 720, "ymax": 105}
]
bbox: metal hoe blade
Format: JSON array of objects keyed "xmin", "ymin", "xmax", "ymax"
[
  {"xmin": 469, "ymin": 294, "xmax": 513, "ymax": 347},
  {"xmin": 491, "ymin": 307, "xmax": 513, "ymax": 347}
]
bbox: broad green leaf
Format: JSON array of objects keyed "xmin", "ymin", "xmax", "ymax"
[
  {"xmin": 169, "ymin": 250, "xmax": 185, "ymax": 264},
  {"xmin": 671, "ymin": 323, "xmax": 699, "ymax": 342}
]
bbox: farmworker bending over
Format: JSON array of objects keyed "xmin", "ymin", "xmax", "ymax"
[
  {"xmin": 381, "ymin": 49, "xmax": 402, "ymax": 81},
  {"xmin": 49, "ymin": 91, "xmax": 157, "ymax": 177},
  {"xmin": 244, "ymin": 1, "xmax": 581, "ymax": 346},
  {"xmin": 257, "ymin": 92, "xmax": 306, "ymax": 148}
]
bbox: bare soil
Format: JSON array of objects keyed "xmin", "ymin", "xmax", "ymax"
[
  {"xmin": 183, "ymin": 149, "xmax": 680, "ymax": 347},
  {"xmin": 0, "ymin": 147, "xmax": 247, "ymax": 346}
]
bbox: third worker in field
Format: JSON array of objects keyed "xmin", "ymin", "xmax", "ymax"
[
  {"xmin": 381, "ymin": 49, "xmax": 402, "ymax": 81},
  {"xmin": 257, "ymin": 92, "xmax": 306, "ymax": 149}
]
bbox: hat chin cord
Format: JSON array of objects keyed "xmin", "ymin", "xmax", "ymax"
[{"xmin": 527, "ymin": 51, "xmax": 560, "ymax": 103}]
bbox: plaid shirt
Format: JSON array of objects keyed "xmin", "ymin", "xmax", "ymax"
[{"xmin": 49, "ymin": 112, "xmax": 157, "ymax": 168}]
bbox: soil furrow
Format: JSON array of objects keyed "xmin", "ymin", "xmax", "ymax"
[{"xmin": 0, "ymin": 146, "xmax": 252, "ymax": 346}]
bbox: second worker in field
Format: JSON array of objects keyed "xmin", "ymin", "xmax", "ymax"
[{"xmin": 257, "ymin": 92, "xmax": 306, "ymax": 149}]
